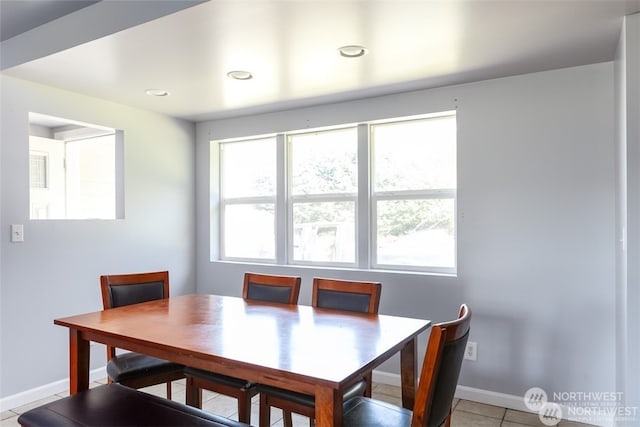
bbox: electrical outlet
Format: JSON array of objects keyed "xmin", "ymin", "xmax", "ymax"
[{"xmin": 464, "ymin": 341, "xmax": 477, "ymax": 361}]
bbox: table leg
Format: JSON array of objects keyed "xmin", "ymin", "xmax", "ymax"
[
  {"xmin": 314, "ymin": 386, "xmax": 342, "ymax": 427},
  {"xmin": 400, "ymin": 337, "xmax": 417, "ymax": 409},
  {"xmin": 69, "ymin": 329, "xmax": 90, "ymax": 394}
]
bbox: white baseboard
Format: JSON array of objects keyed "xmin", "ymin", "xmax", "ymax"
[
  {"xmin": 0, "ymin": 367, "xmax": 106, "ymax": 412},
  {"xmin": 372, "ymin": 371, "xmax": 614, "ymax": 427}
]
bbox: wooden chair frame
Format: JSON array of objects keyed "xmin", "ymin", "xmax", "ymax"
[
  {"xmin": 411, "ymin": 304, "xmax": 471, "ymax": 427},
  {"xmin": 100, "ymin": 271, "xmax": 183, "ymax": 399},
  {"xmin": 339, "ymin": 304, "xmax": 471, "ymax": 427},
  {"xmin": 312, "ymin": 277, "xmax": 381, "ymax": 314},
  {"xmin": 242, "ymin": 272, "xmax": 302, "ymax": 304}
]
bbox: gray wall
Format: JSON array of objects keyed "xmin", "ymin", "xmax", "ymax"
[
  {"xmin": 615, "ymin": 13, "xmax": 640, "ymax": 425},
  {"xmin": 0, "ymin": 76, "xmax": 196, "ymax": 397},
  {"xmin": 196, "ymin": 63, "xmax": 616, "ymax": 398}
]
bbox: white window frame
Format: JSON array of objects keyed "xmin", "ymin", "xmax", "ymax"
[
  {"xmin": 370, "ymin": 190, "xmax": 457, "ymax": 274},
  {"xmin": 286, "ymin": 126, "xmax": 359, "ymax": 267},
  {"xmin": 218, "ymin": 135, "xmax": 278, "ymax": 263},
  {"xmin": 214, "ymin": 111, "xmax": 457, "ymax": 274},
  {"xmin": 370, "ymin": 113, "xmax": 457, "ymax": 274},
  {"xmin": 28, "ymin": 112, "xmax": 123, "ymax": 220}
]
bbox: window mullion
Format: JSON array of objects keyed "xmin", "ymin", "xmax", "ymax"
[
  {"xmin": 373, "ymin": 189, "xmax": 456, "ymax": 201},
  {"xmin": 290, "ymin": 193, "xmax": 357, "ymax": 202},
  {"xmin": 222, "ymin": 196, "xmax": 276, "ymax": 204},
  {"xmin": 276, "ymin": 134, "xmax": 287, "ymax": 264},
  {"xmin": 357, "ymin": 123, "xmax": 370, "ymax": 269}
]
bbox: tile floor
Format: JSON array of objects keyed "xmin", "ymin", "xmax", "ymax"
[{"xmin": 1, "ymin": 379, "xmax": 595, "ymax": 427}]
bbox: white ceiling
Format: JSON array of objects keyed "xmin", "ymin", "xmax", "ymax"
[{"xmin": 1, "ymin": 0, "xmax": 639, "ymax": 122}]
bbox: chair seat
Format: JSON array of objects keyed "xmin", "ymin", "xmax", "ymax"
[
  {"xmin": 343, "ymin": 396, "xmax": 412, "ymax": 427},
  {"xmin": 107, "ymin": 352, "xmax": 183, "ymax": 383},
  {"xmin": 17, "ymin": 383, "xmax": 249, "ymax": 427},
  {"xmin": 184, "ymin": 367, "xmax": 252, "ymax": 389},
  {"xmin": 257, "ymin": 378, "xmax": 367, "ymax": 407}
]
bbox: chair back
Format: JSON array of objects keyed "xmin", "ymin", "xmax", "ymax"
[
  {"xmin": 312, "ymin": 277, "xmax": 382, "ymax": 314},
  {"xmin": 242, "ymin": 272, "xmax": 301, "ymax": 304},
  {"xmin": 100, "ymin": 271, "xmax": 169, "ymax": 309},
  {"xmin": 100, "ymin": 271, "xmax": 170, "ymax": 360},
  {"xmin": 411, "ymin": 304, "xmax": 471, "ymax": 427}
]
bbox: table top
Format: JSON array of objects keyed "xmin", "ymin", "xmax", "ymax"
[{"xmin": 55, "ymin": 294, "xmax": 430, "ymax": 388}]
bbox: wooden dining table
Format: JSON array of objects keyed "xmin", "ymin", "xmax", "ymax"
[{"xmin": 54, "ymin": 294, "xmax": 431, "ymax": 426}]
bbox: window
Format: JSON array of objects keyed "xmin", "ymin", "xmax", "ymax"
[
  {"xmin": 289, "ymin": 127, "xmax": 357, "ymax": 265},
  {"xmin": 371, "ymin": 115, "xmax": 456, "ymax": 270},
  {"xmin": 29, "ymin": 113, "xmax": 123, "ymax": 220},
  {"xmin": 214, "ymin": 111, "xmax": 456, "ymax": 273},
  {"xmin": 219, "ymin": 136, "xmax": 276, "ymax": 260}
]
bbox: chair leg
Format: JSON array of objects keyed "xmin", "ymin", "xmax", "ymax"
[
  {"xmin": 364, "ymin": 372, "xmax": 373, "ymax": 397},
  {"xmin": 282, "ymin": 410, "xmax": 294, "ymax": 427},
  {"xmin": 444, "ymin": 408, "xmax": 452, "ymax": 427},
  {"xmin": 259, "ymin": 393, "xmax": 271, "ymax": 427},
  {"xmin": 185, "ymin": 377, "xmax": 203, "ymax": 408},
  {"xmin": 166, "ymin": 381, "xmax": 172, "ymax": 400},
  {"xmin": 237, "ymin": 391, "xmax": 252, "ymax": 424}
]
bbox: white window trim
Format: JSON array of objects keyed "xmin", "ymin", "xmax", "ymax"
[
  {"xmin": 215, "ymin": 111, "xmax": 457, "ymax": 274},
  {"xmin": 286, "ymin": 128, "xmax": 359, "ymax": 267},
  {"xmin": 218, "ymin": 137, "xmax": 278, "ymax": 263}
]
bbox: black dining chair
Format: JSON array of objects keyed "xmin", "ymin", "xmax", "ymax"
[
  {"xmin": 100, "ymin": 271, "xmax": 185, "ymax": 400},
  {"xmin": 257, "ymin": 277, "xmax": 382, "ymax": 427},
  {"xmin": 342, "ymin": 304, "xmax": 472, "ymax": 427},
  {"xmin": 184, "ymin": 272, "xmax": 302, "ymax": 424}
]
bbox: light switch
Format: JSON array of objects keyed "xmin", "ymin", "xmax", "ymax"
[{"xmin": 11, "ymin": 224, "xmax": 24, "ymax": 242}]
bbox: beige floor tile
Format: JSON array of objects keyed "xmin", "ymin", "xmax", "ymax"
[
  {"xmin": 269, "ymin": 411, "xmax": 311, "ymax": 427},
  {"xmin": 169, "ymin": 388, "xmax": 187, "ymax": 404},
  {"xmin": 202, "ymin": 394, "xmax": 241, "ymax": 419},
  {"xmin": 139, "ymin": 383, "xmax": 170, "ymax": 397},
  {"xmin": 371, "ymin": 392, "xmax": 402, "ymax": 406},
  {"xmin": 451, "ymin": 410, "xmax": 502, "ymax": 427},
  {"xmin": 455, "ymin": 399, "xmax": 506, "ymax": 419},
  {"xmin": 171, "ymin": 380, "xmax": 186, "ymax": 392},
  {"xmin": 558, "ymin": 420, "xmax": 599, "ymax": 427},
  {"xmin": 0, "ymin": 412, "xmax": 17, "ymax": 422},
  {"xmin": 202, "ymin": 388, "xmax": 221, "ymax": 403},
  {"xmin": 502, "ymin": 422, "xmax": 538, "ymax": 427},
  {"xmin": 0, "ymin": 415, "xmax": 20, "ymax": 427},
  {"xmin": 291, "ymin": 413, "xmax": 312, "ymax": 427},
  {"xmin": 137, "ymin": 380, "xmax": 184, "ymax": 395},
  {"xmin": 504, "ymin": 409, "xmax": 546, "ymax": 426},
  {"xmin": 372, "ymin": 383, "xmax": 402, "ymax": 397},
  {"xmin": 247, "ymin": 401, "xmax": 289, "ymax": 426},
  {"xmin": 10, "ymin": 396, "xmax": 60, "ymax": 415}
]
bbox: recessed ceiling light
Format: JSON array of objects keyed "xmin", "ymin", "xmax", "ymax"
[
  {"xmin": 145, "ymin": 89, "xmax": 170, "ymax": 97},
  {"xmin": 338, "ymin": 45, "xmax": 368, "ymax": 58},
  {"xmin": 227, "ymin": 70, "xmax": 253, "ymax": 80}
]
